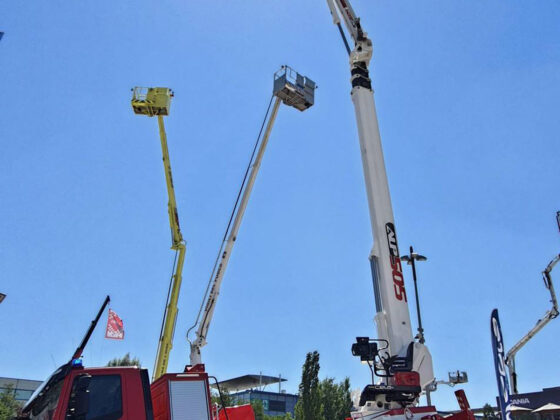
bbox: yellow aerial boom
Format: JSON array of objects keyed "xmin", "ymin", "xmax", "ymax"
[{"xmin": 131, "ymin": 87, "xmax": 186, "ymax": 381}]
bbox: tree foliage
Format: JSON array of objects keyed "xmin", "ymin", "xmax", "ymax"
[
  {"xmin": 211, "ymin": 352, "xmax": 352, "ymax": 420},
  {"xmin": 107, "ymin": 352, "xmax": 141, "ymax": 367},
  {"xmin": 482, "ymin": 404, "xmax": 498, "ymax": 420},
  {"xmin": 320, "ymin": 378, "xmax": 339, "ymax": 420},
  {"xmin": 251, "ymin": 399, "xmax": 265, "ymax": 420},
  {"xmin": 211, "ymin": 388, "xmax": 236, "ymax": 409},
  {"xmin": 319, "ymin": 377, "xmax": 352, "ymax": 420},
  {"xmin": 340, "ymin": 378, "xmax": 353, "ymax": 417},
  {"xmin": 294, "ymin": 352, "xmax": 352, "ymax": 420},
  {"xmin": 0, "ymin": 385, "xmax": 22, "ymax": 420},
  {"xmin": 295, "ymin": 351, "xmax": 323, "ymax": 420}
]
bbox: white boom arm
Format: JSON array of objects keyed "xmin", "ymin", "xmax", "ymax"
[
  {"xmin": 505, "ymin": 213, "xmax": 560, "ymax": 394},
  {"xmin": 506, "ymin": 252, "xmax": 559, "ymax": 394},
  {"xmin": 187, "ymin": 66, "xmax": 315, "ymax": 368},
  {"xmin": 188, "ymin": 98, "xmax": 282, "ymax": 366},
  {"xmin": 327, "ymin": 0, "xmax": 434, "ymax": 391}
]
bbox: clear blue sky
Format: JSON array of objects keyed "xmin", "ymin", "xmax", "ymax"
[{"xmin": 1, "ymin": 0, "xmax": 559, "ymax": 411}]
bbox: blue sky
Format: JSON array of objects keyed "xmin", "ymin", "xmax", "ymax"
[{"xmin": 1, "ymin": 0, "xmax": 559, "ymax": 411}]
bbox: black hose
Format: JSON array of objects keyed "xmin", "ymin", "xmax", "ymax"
[{"xmin": 209, "ymin": 376, "xmax": 231, "ymax": 420}]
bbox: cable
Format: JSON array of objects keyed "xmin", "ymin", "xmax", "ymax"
[
  {"xmin": 222, "ymin": 94, "xmax": 276, "ymax": 246},
  {"xmin": 186, "ymin": 94, "xmax": 275, "ymax": 345},
  {"xmin": 209, "ymin": 376, "xmax": 231, "ymax": 420},
  {"xmin": 367, "ymin": 361, "xmax": 375, "ymax": 385},
  {"xmin": 337, "ymin": 23, "xmax": 351, "ymax": 55}
]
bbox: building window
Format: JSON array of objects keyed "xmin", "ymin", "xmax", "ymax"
[
  {"xmin": 15, "ymin": 389, "xmax": 34, "ymax": 401},
  {"xmin": 268, "ymin": 401, "xmax": 286, "ymax": 412}
]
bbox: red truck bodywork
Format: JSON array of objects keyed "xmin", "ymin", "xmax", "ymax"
[
  {"xmin": 218, "ymin": 404, "xmax": 255, "ymax": 420},
  {"xmin": 24, "ymin": 361, "xmax": 255, "ymax": 420},
  {"xmin": 151, "ymin": 371, "xmax": 212, "ymax": 420},
  {"xmin": 23, "ymin": 364, "xmax": 153, "ymax": 420}
]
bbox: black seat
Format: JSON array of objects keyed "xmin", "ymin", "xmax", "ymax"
[{"xmin": 386, "ymin": 342, "xmax": 414, "ymax": 374}]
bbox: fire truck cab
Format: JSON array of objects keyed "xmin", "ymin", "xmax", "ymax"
[{"xmin": 23, "ymin": 362, "xmax": 153, "ymax": 420}]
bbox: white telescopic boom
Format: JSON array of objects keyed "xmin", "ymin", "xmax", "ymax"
[
  {"xmin": 187, "ymin": 66, "xmax": 316, "ymax": 367},
  {"xmin": 505, "ymin": 213, "xmax": 560, "ymax": 394},
  {"xmin": 351, "ymin": 88, "xmax": 413, "ymax": 357},
  {"xmin": 189, "ymin": 97, "xmax": 282, "ymax": 366},
  {"xmin": 326, "ymin": 0, "xmax": 360, "ymax": 41},
  {"xmin": 328, "ymin": 0, "xmax": 434, "ymax": 391},
  {"xmin": 328, "ymin": 0, "xmax": 411, "ymax": 360},
  {"xmin": 506, "ymin": 252, "xmax": 559, "ymax": 394}
]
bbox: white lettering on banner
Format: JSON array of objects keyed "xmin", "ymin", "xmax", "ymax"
[{"xmin": 511, "ymin": 398, "xmax": 530, "ymax": 405}]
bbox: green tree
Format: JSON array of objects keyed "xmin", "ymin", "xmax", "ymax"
[
  {"xmin": 211, "ymin": 388, "xmax": 236, "ymax": 408},
  {"xmin": 251, "ymin": 400, "xmax": 265, "ymax": 420},
  {"xmin": 319, "ymin": 377, "xmax": 352, "ymax": 420},
  {"xmin": 0, "ymin": 385, "xmax": 22, "ymax": 420},
  {"xmin": 320, "ymin": 378, "xmax": 338, "ymax": 420},
  {"xmin": 264, "ymin": 414, "xmax": 291, "ymax": 420},
  {"xmin": 294, "ymin": 351, "xmax": 323, "ymax": 420},
  {"xmin": 339, "ymin": 378, "xmax": 353, "ymax": 419},
  {"xmin": 482, "ymin": 404, "xmax": 498, "ymax": 420},
  {"xmin": 107, "ymin": 353, "xmax": 141, "ymax": 367}
]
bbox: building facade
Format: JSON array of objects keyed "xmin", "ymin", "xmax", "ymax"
[
  {"xmin": 230, "ymin": 389, "xmax": 298, "ymax": 417},
  {"xmin": 0, "ymin": 377, "xmax": 42, "ymax": 403},
  {"xmin": 500, "ymin": 387, "xmax": 560, "ymax": 410},
  {"xmin": 495, "ymin": 387, "xmax": 560, "ymax": 420}
]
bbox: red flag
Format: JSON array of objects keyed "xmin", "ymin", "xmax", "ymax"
[{"xmin": 105, "ymin": 309, "xmax": 125, "ymax": 340}]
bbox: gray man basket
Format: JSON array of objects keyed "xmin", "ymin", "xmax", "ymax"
[{"xmin": 273, "ymin": 66, "xmax": 316, "ymax": 111}]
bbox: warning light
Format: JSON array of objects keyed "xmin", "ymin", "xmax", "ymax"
[{"xmin": 71, "ymin": 358, "xmax": 83, "ymax": 367}]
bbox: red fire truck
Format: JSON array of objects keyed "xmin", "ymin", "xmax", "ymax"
[{"xmin": 21, "ymin": 297, "xmax": 246, "ymax": 420}]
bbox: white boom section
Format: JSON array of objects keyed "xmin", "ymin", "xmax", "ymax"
[
  {"xmin": 328, "ymin": 0, "xmax": 434, "ymax": 390},
  {"xmin": 188, "ymin": 97, "xmax": 282, "ymax": 366},
  {"xmin": 352, "ymin": 88, "xmax": 413, "ymax": 357},
  {"xmin": 506, "ymin": 252, "xmax": 559, "ymax": 394}
]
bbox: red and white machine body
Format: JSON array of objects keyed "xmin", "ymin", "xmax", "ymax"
[
  {"xmin": 151, "ymin": 366, "xmax": 255, "ymax": 420},
  {"xmin": 351, "ymin": 86, "xmax": 433, "ymax": 386},
  {"xmin": 325, "ymin": 0, "xmax": 433, "ymax": 386},
  {"xmin": 325, "ymin": 2, "xmax": 472, "ymax": 420}
]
